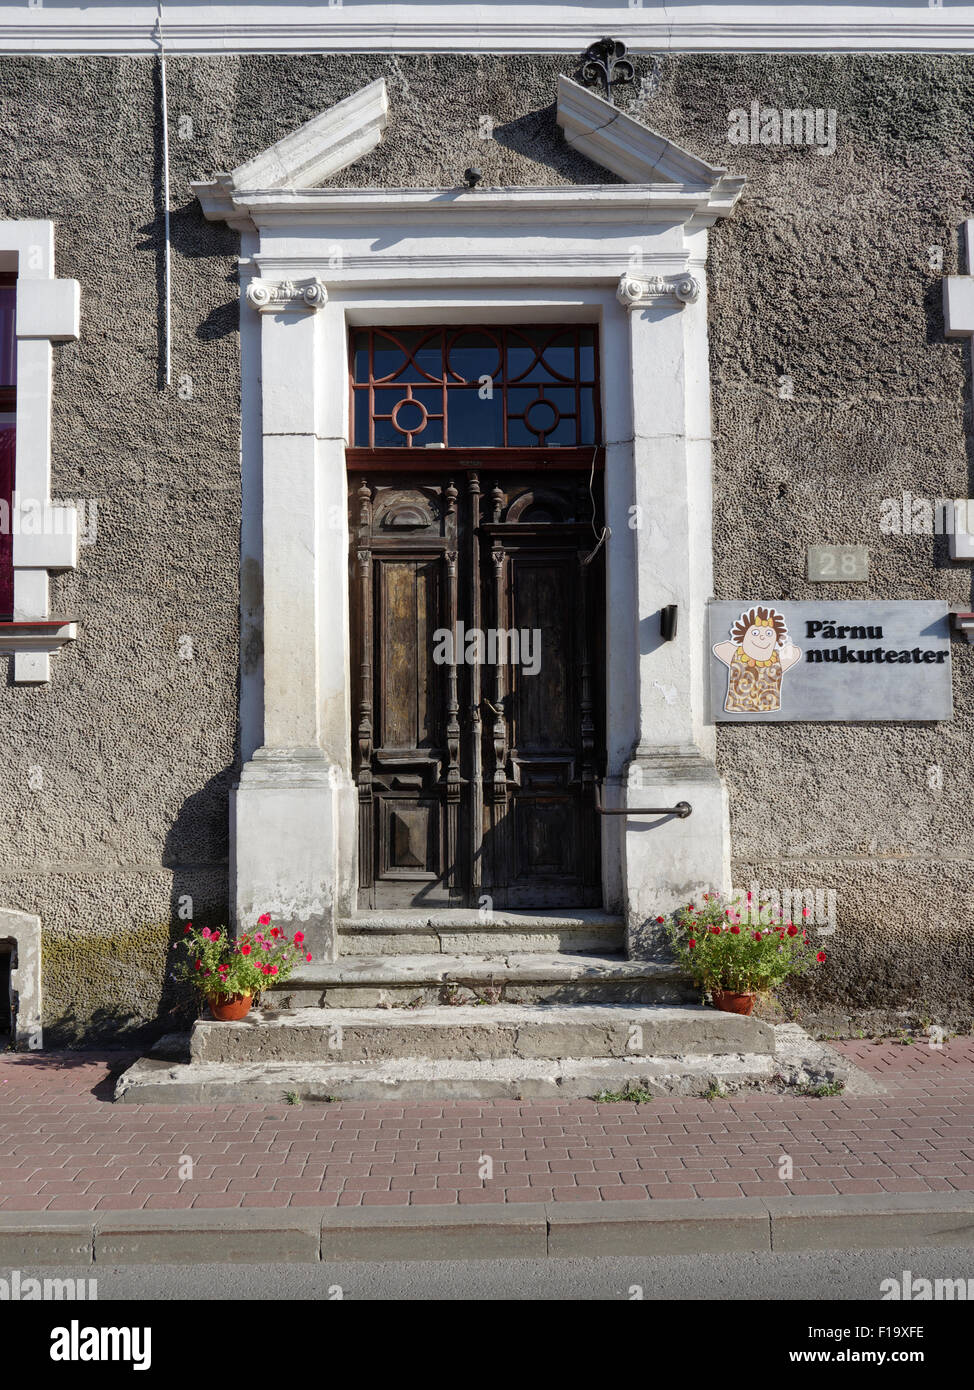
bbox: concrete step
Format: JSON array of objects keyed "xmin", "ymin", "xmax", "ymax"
[
  {"xmin": 269, "ymin": 952, "xmax": 695, "ymax": 1008},
  {"xmin": 336, "ymin": 910, "xmax": 625, "ymax": 956},
  {"xmin": 116, "ymin": 1051, "xmax": 782, "ymax": 1103},
  {"xmin": 115, "ymin": 1021, "xmax": 877, "ymax": 1105},
  {"xmin": 190, "ymin": 1003, "xmax": 776, "ymax": 1065}
]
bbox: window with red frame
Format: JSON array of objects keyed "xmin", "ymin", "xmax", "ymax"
[
  {"xmin": 349, "ymin": 325, "xmax": 601, "ymax": 449},
  {"xmin": 0, "ymin": 272, "xmax": 14, "ymax": 620}
]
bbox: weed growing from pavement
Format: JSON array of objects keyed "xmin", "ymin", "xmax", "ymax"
[
  {"xmin": 796, "ymin": 1080, "xmax": 846, "ymax": 1097},
  {"xmin": 593, "ymin": 1084, "xmax": 655, "ymax": 1104}
]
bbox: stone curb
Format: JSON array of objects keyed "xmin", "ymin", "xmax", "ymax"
[{"xmin": 1, "ymin": 1193, "xmax": 972, "ymax": 1264}]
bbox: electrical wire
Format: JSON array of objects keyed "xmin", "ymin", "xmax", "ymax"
[
  {"xmin": 581, "ymin": 444, "xmax": 610, "ymax": 564},
  {"xmin": 155, "ymin": 3, "xmax": 172, "ymax": 388}
]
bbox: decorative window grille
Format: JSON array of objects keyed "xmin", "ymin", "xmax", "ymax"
[{"xmin": 350, "ymin": 325, "xmax": 600, "ymax": 449}]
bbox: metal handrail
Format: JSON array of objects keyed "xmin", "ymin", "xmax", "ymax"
[{"xmin": 592, "ymin": 782, "xmax": 692, "ymax": 819}]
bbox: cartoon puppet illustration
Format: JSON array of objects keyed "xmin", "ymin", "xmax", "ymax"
[{"xmin": 712, "ymin": 606, "xmax": 802, "ymax": 713}]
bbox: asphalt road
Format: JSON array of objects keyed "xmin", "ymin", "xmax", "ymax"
[{"xmin": 15, "ymin": 1245, "xmax": 974, "ymax": 1300}]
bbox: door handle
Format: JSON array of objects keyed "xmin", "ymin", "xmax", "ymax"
[{"xmin": 593, "ymin": 782, "xmax": 691, "ymax": 819}]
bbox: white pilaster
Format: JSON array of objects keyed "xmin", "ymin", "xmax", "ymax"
[
  {"xmin": 231, "ymin": 279, "xmax": 353, "ymax": 958},
  {"xmin": 617, "ymin": 272, "xmax": 730, "ymax": 953}
]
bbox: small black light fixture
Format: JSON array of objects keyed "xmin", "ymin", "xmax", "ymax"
[
  {"xmin": 463, "ymin": 167, "xmax": 482, "ymax": 189},
  {"xmin": 660, "ymin": 603, "xmax": 678, "ymax": 642}
]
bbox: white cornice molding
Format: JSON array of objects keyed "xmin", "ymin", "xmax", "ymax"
[
  {"xmin": 215, "ymin": 183, "xmax": 743, "ymax": 235},
  {"xmin": 193, "ymin": 78, "xmax": 388, "ymax": 224},
  {"xmin": 6, "ymin": 7, "xmax": 974, "ymax": 55}
]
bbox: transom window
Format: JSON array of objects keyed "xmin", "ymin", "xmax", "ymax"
[{"xmin": 350, "ymin": 325, "xmax": 600, "ymax": 449}]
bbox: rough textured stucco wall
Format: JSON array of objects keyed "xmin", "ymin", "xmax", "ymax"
[{"xmin": 0, "ymin": 53, "xmax": 971, "ymax": 1039}]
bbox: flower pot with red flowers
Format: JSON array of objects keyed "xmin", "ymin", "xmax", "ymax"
[
  {"xmin": 173, "ymin": 914, "xmax": 314, "ymax": 1021},
  {"xmin": 665, "ymin": 891, "xmax": 825, "ymax": 1014}
]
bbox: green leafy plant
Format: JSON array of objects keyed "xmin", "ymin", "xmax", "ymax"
[
  {"xmin": 593, "ymin": 1084, "xmax": 654, "ymax": 1104},
  {"xmin": 664, "ymin": 891, "xmax": 825, "ymax": 997},
  {"xmin": 173, "ymin": 914, "xmax": 312, "ymax": 1001},
  {"xmin": 796, "ymin": 1080, "xmax": 845, "ymax": 1097}
]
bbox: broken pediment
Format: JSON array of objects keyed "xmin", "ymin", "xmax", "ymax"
[
  {"xmin": 193, "ymin": 77, "xmax": 389, "ymax": 223},
  {"xmin": 192, "ymin": 71, "xmax": 742, "ymax": 234},
  {"xmin": 556, "ymin": 74, "xmax": 744, "ymax": 204}
]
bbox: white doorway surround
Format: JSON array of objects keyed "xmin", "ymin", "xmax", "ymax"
[{"xmin": 194, "ymin": 76, "xmax": 742, "ymax": 960}]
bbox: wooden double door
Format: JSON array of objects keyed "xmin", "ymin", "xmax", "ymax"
[{"xmin": 350, "ymin": 469, "xmax": 604, "ymax": 909}]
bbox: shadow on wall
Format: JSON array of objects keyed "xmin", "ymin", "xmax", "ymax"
[
  {"xmin": 40, "ymin": 770, "xmax": 235, "ymax": 1049},
  {"xmin": 161, "ymin": 766, "xmax": 237, "ymax": 1029},
  {"xmin": 490, "ymin": 103, "xmax": 620, "ymax": 185}
]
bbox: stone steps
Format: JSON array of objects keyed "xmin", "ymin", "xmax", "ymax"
[
  {"xmin": 190, "ymin": 1003, "xmax": 776, "ymax": 1065},
  {"xmin": 115, "ymin": 1050, "xmax": 782, "ymax": 1103},
  {"xmin": 268, "ymin": 951, "xmax": 695, "ymax": 1008},
  {"xmin": 115, "ymin": 1011, "xmax": 872, "ymax": 1105},
  {"xmin": 336, "ymin": 910, "xmax": 625, "ymax": 957},
  {"xmin": 115, "ymin": 1003, "xmax": 777, "ymax": 1103}
]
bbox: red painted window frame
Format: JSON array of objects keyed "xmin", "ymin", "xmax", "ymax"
[
  {"xmin": 0, "ymin": 271, "xmax": 15, "ymax": 621},
  {"xmin": 348, "ymin": 323, "xmax": 602, "ymax": 451}
]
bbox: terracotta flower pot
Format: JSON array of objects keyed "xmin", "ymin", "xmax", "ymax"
[
  {"xmin": 711, "ymin": 988, "xmax": 756, "ymax": 1016},
  {"xmin": 207, "ymin": 991, "xmax": 253, "ymax": 1022}
]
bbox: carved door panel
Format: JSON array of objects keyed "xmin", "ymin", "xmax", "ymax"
[
  {"xmin": 479, "ymin": 482, "xmax": 603, "ymax": 909},
  {"xmin": 351, "ymin": 472, "xmax": 603, "ymax": 909},
  {"xmin": 351, "ymin": 479, "xmax": 461, "ymax": 909}
]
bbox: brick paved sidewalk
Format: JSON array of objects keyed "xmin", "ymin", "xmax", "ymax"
[{"xmin": 1, "ymin": 1038, "xmax": 973, "ymax": 1212}]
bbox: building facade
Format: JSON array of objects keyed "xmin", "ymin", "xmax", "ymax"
[{"xmin": 1, "ymin": 3, "xmax": 973, "ymax": 1047}]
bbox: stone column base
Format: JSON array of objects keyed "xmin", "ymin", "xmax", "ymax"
[
  {"xmin": 231, "ymin": 747, "xmax": 356, "ymax": 962},
  {"xmin": 622, "ymin": 748, "xmax": 730, "ymax": 958}
]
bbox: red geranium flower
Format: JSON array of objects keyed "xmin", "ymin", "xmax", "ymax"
[
  {"xmin": 655, "ymin": 916, "xmax": 665, "ymax": 924},
  {"xmin": 258, "ymin": 913, "xmax": 271, "ymax": 926},
  {"xmin": 787, "ymin": 925, "xmax": 798, "ymax": 937},
  {"xmin": 753, "ymin": 931, "xmax": 762, "ymax": 941},
  {"xmin": 294, "ymin": 931, "xmax": 305, "ymax": 945},
  {"xmin": 688, "ymin": 938, "xmax": 696, "ymax": 949},
  {"xmin": 270, "ymin": 928, "xmax": 280, "ymax": 939},
  {"xmin": 306, "ymin": 952, "xmax": 312, "ymax": 962},
  {"xmin": 730, "ymin": 925, "xmax": 740, "ymax": 935},
  {"xmin": 240, "ymin": 944, "xmax": 251, "ymax": 956},
  {"xmin": 817, "ymin": 951, "xmax": 827, "ymax": 963},
  {"xmin": 710, "ymin": 925, "xmax": 721, "ymax": 935}
]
